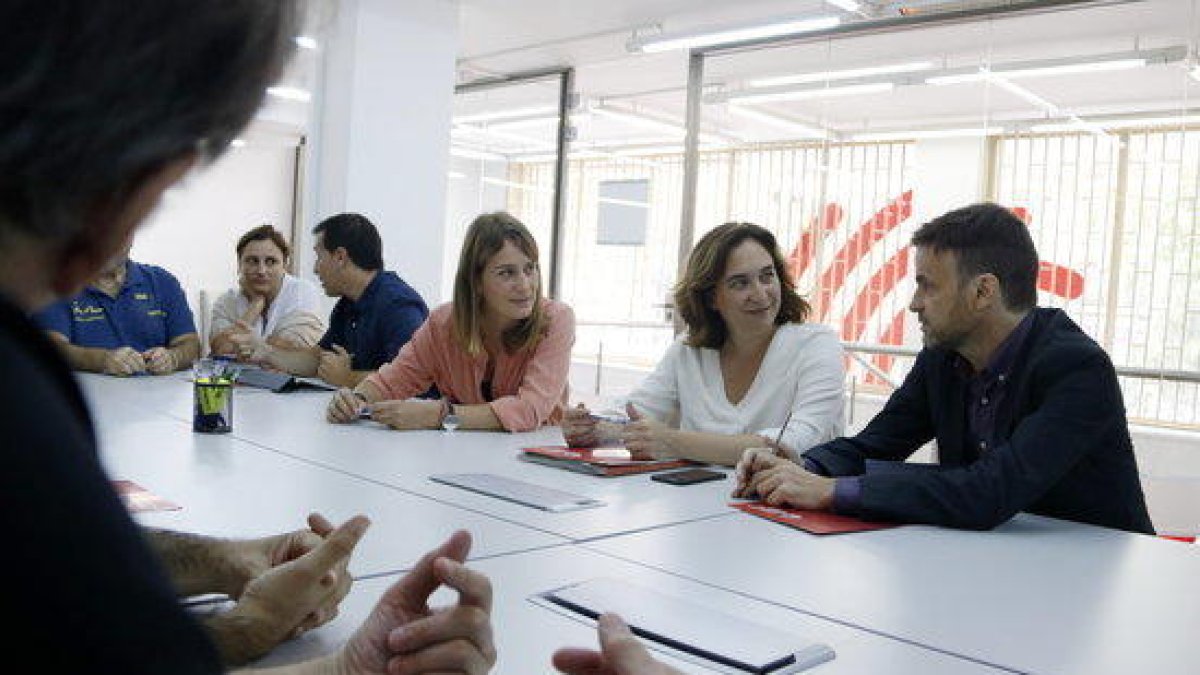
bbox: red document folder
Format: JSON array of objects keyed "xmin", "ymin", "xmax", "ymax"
[
  {"xmin": 521, "ymin": 446, "xmax": 695, "ymax": 477},
  {"xmin": 731, "ymin": 501, "xmax": 897, "ymax": 535}
]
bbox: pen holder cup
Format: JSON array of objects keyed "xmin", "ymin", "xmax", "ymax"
[{"xmin": 193, "ymin": 379, "xmax": 233, "ymax": 433}]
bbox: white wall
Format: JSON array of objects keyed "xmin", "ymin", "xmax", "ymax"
[
  {"xmin": 302, "ymin": 0, "xmax": 459, "ymax": 307},
  {"xmin": 444, "ymin": 156, "xmax": 513, "ymax": 299},
  {"xmin": 133, "ymin": 125, "xmax": 301, "ymax": 343}
]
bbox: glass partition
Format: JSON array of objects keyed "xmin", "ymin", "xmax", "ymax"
[{"xmin": 693, "ymin": 0, "xmax": 1199, "ymax": 426}]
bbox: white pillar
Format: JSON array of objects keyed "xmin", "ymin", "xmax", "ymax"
[{"xmin": 302, "ymin": 0, "xmax": 459, "ymax": 306}]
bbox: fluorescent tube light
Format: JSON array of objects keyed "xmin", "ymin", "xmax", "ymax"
[
  {"xmin": 487, "ymin": 115, "xmax": 563, "ymax": 131},
  {"xmin": 751, "ymin": 61, "xmax": 933, "ymax": 88},
  {"xmin": 591, "ymin": 106, "xmax": 685, "ymax": 135},
  {"xmin": 453, "ymin": 105, "xmax": 559, "ymax": 124},
  {"xmin": 998, "ymin": 58, "xmax": 1145, "ymax": 78},
  {"xmin": 981, "ymin": 75, "xmax": 1062, "ymax": 115},
  {"xmin": 229, "ymin": 138, "xmax": 247, "ymax": 148},
  {"xmin": 851, "ymin": 127, "xmax": 1005, "ymax": 142},
  {"xmin": 449, "ymin": 146, "xmax": 506, "ymax": 161},
  {"xmin": 590, "ymin": 106, "xmax": 725, "ymax": 144},
  {"xmin": 1031, "ymin": 115, "xmax": 1200, "ymax": 132},
  {"xmin": 726, "ymin": 105, "xmax": 827, "ymax": 139},
  {"xmin": 481, "ymin": 177, "xmax": 552, "ymax": 193},
  {"xmin": 928, "ymin": 58, "xmax": 1147, "ymax": 85},
  {"xmin": 729, "ymin": 82, "xmax": 894, "ymax": 105},
  {"xmin": 452, "ymin": 123, "xmax": 555, "ymax": 150},
  {"xmin": 633, "ymin": 16, "xmax": 839, "ymax": 53},
  {"xmin": 294, "ymin": 36, "xmax": 318, "ymax": 50},
  {"xmin": 266, "ymin": 86, "xmax": 311, "ymax": 102},
  {"xmin": 824, "ymin": 0, "xmax": 860, "ymax": 11}
]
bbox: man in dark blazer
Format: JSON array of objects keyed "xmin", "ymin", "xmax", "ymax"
[{"xmin": 735, "ymin": 202, "xmax": 1154, "ymax": 534}]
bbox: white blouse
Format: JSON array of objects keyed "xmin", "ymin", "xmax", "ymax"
[
  {"xmin": 210, "ymin": 274, "xmax": 326, "ymax": 347},
  {"xmin": 627, "ymin": 323, "xmax": 846, "ymax": 457}
]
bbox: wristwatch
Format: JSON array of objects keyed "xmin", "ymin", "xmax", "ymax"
[{"xmin": 441, "ymin": 401, "xmax": 460, "ymax": 432}]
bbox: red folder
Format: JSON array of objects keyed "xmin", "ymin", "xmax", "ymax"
[
  {"xmin": 521, "ymin": 446, "xmax": 695, "ymax": 477},
  {"xmin": 731, "ymin": 501, "xmax": 897, "ymax": 535}
]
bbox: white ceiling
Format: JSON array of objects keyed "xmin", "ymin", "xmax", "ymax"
[{"xmin": 451, "ymin": 0, "xmax": 1200, "ymax": 156}]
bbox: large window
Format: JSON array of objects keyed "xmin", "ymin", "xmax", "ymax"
[
  {"xmin": 996, "ymin": 126, "xmax": 1200, "ymax": 425},
  {"xmin": 451, "ymin": 0, "xmax": 1200, "ymax": 426}
]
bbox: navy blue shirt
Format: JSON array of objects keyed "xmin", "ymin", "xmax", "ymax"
[
  {"xmin": 960, "ymin": 311, "xmax": 1035, "ymax": 457},
  {"xmin": 2, "ymin": 292, "xmax": 222, "ymax": 672},
  {"xmin": 823, "ymin": 312, "xmax": 1037, "ymax": 514},
  {"xmin": 33, "ymin": 260, "xmax": 196, "ymax": 351},
  {"xmin": 319, "ymin": 270, "xmax": 428, "ymax": 371}
]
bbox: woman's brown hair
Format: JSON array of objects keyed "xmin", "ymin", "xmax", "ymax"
[
  {"xmin": 451, "ymin": 212, "xmax": 548, "ymax": 355},
  {"xmin": 236, "ymin": 223, "xmax": 290, "ymax": 261},
  {"xmin": 674, "ymin": 222, "xmax": 811, "ymax": 349}
]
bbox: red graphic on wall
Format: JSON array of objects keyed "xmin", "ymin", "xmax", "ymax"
[{"xmin": 788, "ymin": 197, "xmax": 1084, "ymax": 384}]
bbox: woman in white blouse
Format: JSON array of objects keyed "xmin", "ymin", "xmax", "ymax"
[
  {"xmin": 563, "ymin": 222, "xmax": 845, "ymax": 466},
  {"xmin": 209, "ymin": 224, "xmax": 325, "ymax": 360}
]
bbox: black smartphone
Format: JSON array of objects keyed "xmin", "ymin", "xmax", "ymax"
[{"xmin": 651, "ymin": 468, "xmax": 726, "ymax": 485}]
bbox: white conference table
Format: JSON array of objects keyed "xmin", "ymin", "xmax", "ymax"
[
  {"xmin": 586, "ymin": 510, "xmax": 1200, "ymax": 675},
  {"xmin": 80, "ymin": 372, "xmax": 1200, "ymax": 674},
  {"xmin": 90, "ymin": 398, "xmax": 566, "ymax": 578},
  {"xmin": 83, "ymin": 374, "xmax": 741, "ymax": 542},
  {"xmin": 252, "ymin": 545, "xmax": 1010, "ymax": 674}
]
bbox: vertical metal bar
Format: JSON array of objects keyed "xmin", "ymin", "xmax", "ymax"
[
  {"xmin": 848, "ymin": 376, "xmax": 857, "ymax": 427},
  {"xmin": 677, "ymin": 50, "xmax": 704, "ymax": 335},
  {"xmin": 1103, "ymin": 134, "xmax": 1129, "ymax": 351},
  {"xmin": 548, "ymin": 68, "xmax": 574, "ymax": 299},
  {"xmin": 288, "ymin": 136, "xmax": 307, "ymax": 276},
  {"xmin": 595, "ymin": 340, "xmax": 603, "ymax": 397}
]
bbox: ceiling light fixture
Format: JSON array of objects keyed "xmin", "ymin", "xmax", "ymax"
[
  {"xmin": 630, "ymin": 16, "xmax": 839, "ymax": 53},
  {"xmin": 728, "ymin": 82, "xmax": 894, "ymax": 105},
  {"xmin": 850, "ymin": 127, "xmax": 1005, "ymax": 142},
  {"xmin": 823, "ymin": 0, "xmax": 861, "ymax": 12},
  {"xmin": 927, "ymin": 58, "xmax": 1148, "ymax": 85},
  {"xmin": 294, "ymin": 36, "xmax": 318, "ymax": 50},
  {"xmin": 266, "ymin": 86, "xmax": 311, "ymax": 102},
  {"xmin": 1030, "ymin": 115, "xmax": 1200, "ymax": 133},
  {"xmin": 590, "ymin": 105, "xmax": 725, "ymax": 144},
  {"xmin": 750, "ymin": 61, "xmax": 933, "ymax": 88},
  {"xmin": 449, "ymin": 146, "xmax": 506, "ymax": 162},
  {"xmin": 481, "ymin": 177, "xmax": 553, "ymax": 193},
  {"xmin": 453, "ymin": 105, "xmax": 559, "ymax": 125},
  {"xmin": 452, "ymin": 123, "xmax": 555, "ymax": 150},
  {"xmin": 726, "ymin": 105, "xmax": 828, "ymax": 139}
]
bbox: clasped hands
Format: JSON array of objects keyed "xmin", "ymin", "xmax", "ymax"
[
  {"xmin": 103, "ymin": 345, "xmax": 176, "ymax": 376},
  {"xmin": 214, "ymin": 513, "xmax": 495, "ymax": 673},
  {"xmin": 561, "ymin": 403, "xmax": 677, "ymax": 459},
  {"xmin": 327, "ymin": 388, "xmax": 445, "ymax": 429},
  {"xmin": 731, "ymin": 447, "xmax": 836, "ymax": 510}
]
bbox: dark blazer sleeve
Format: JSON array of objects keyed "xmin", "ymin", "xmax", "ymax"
[
  {"xmin": 856, "ymin": 345, "xmax": 1124, "ymax": 530},
  {"xmin": 803, "ymin": 350, "xmax": 937, "ymax": 476}
]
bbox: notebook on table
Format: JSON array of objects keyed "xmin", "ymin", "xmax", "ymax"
[
  {"xmin": 732, "ymin": 501, "xmax": 898, "ymax": 535},
  {"xmin": 520, "ymin": 445, "xmax": 696, "ymax": 477},
  {"xmin": 532, "ymin": 577, "xmax": 835, "ymax": 674}
]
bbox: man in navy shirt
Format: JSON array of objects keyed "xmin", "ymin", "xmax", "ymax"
[
  {"xmin": 735, "ymin": 203, "xmax": 1153, "ymax": 534},
  {"xmin": 250, "ymin": 212, "xmax": 429, "ymax": 387},
  {"xmin": 35, "ymin": 245, "xmax": 201, "ymax": 376}
]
